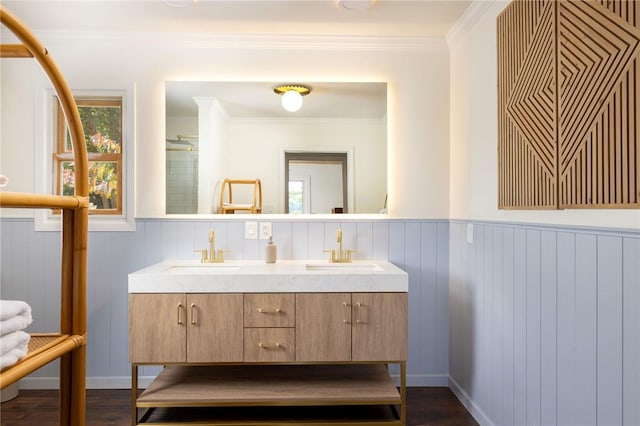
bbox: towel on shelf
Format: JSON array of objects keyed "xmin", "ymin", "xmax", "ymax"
[
  {"xmin": 0, "ymin": 300, "xmax": 32, "ymax": 321},
  {"xmin": 0, "ymin": 300, "xmax": 32, "ymax": 336},
  {"xmin": 0, "ymin": 330, "xmax": 30, "ymax": 369}
]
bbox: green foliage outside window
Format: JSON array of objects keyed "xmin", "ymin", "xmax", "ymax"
[{"xmin": 57, "ymin": 98, "xmax": 122, "ymax": 213}]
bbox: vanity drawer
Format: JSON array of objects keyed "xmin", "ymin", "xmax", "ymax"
[
  {"xmin": 244, "ymin": 293, "xmax": 294, "ymax": 327},
  {"xmin": 244, "ymin": 328, "xmax": 294, "ymax": 362}
]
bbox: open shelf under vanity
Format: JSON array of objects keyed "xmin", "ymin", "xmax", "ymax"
[{"xmin": 132, "ymin": 363, "xmax": 405, "ymax": 425}]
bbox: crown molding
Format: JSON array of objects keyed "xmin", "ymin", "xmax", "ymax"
[
  {"xmin": 3, "ymin": 30, "xmax": 448, "ymax": 52},
  {"xmin": 446, "ymin": 0, "xmax": 504, "ymax": 48}
]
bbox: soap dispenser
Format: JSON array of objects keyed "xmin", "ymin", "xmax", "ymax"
[{"xmin": 265, "ymin": 236, "xmax": 277, "ymax": 263}]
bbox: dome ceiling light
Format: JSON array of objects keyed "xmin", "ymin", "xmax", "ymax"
[
  {"xmin": 337, "ymin": 0, "xmax": 376, "ymax": 10},
  {"xmin": 273, "ymin": 84, "xmax": 312, "ymax": 112}
]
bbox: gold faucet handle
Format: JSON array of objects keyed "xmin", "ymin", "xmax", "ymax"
[
  {"xmin": 211, "ymin": 249, "xmax": 231, "ymax": 263},
  {"xmin": 323, "ymin": 249, "xmax": 336, "ymax": 263},
  {"xmin": 345, "ymin": 249, "xmax": 357, "ymax": 262},
  {"xmin": 194, "ymin": 249, "xmax": 208, "ymax": 263}
]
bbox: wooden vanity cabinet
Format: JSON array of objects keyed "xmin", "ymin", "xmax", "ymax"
[
  {"xmin": 128, "ymin": 293, "xmax": 243, "ymax": 364},
  {"xmin": 352, "ymin": 292, "xmax": 407, "ymax": 361},
  {"xmin": 131, "ymin": 291, "xmax": 408, "ymax": 425},
  {"xmin": 129, "ymin": 293, "xmax": 185, "ymax": 363},
  {"xmin": 296, "ymin": 292, "xmax": 407, "ymax": 362},
  {"xmin": 296, "ymin": 293, "xmax": 352, "ymax": 361},
  {"xmin": 187, "ymin": 293, "xmax": 243, "ymax": 362}
]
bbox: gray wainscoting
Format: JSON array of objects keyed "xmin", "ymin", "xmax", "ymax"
[
  {"xmin": 0, "ymin": 218, "xmax": 449, "ymax": 388},
  {"xmin": 449, "ymin": 221, "xmax": 640, "ymax": 426}
]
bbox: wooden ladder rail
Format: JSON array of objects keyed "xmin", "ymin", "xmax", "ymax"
[{"xmin": 0, "ymin": 5, "xmax": 89, "ymax": 426}]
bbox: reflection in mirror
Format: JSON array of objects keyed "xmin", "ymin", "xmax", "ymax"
[
  {"xmin": 165, "ymin": 81, "xmax": 387, "ymax": 214},
  {"xmin": 285, "ymin": 152, "xmax": 348, "ymax": 214}
]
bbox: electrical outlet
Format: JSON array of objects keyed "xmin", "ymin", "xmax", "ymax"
[
  {"xmin": 245, "ymin": 221, "xmax": 258, "ymax": 239},
  {"xmin": 259, "ymin": 222, "xmax": 272, "ymax": 239},
  {"xmin": 466, "ymin": 223, "xmax": 474, "ymax": 245}
]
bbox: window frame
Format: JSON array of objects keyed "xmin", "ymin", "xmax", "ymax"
[
  {"xmin": 35, "ymin": 89, "xmax": 135, "ymax": 232},
  {"xmin": 53, "ymin": 97, "xmax": 123, "ymax": 215}
]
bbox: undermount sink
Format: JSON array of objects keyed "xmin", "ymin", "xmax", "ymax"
[
  {"xmin": 169, "ymin": 264, "xmax": 241, "ymax": 273},
  {"xmin": 305, "ymin": 263, "xmax": 383, "ymax": 272}
]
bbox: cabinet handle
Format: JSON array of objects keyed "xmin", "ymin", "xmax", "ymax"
[
  {"xmin": 190, "ymin": 303, "xmax": 196, "ymax": 325},
  {"xmin": 355, "ymin": 302, "xmax": 362, "ymax": 324},
  {"xmin": 177, "ymin": 303, "xmax": 183, "ymax": 325},
  {"xmin": 258, "ymin": 342, "xmax": 281, "ymax": 349},
  {"xmin": 343, "ymin": 301, "xmax": 350, "ymax": 324},
  {"xmin": 258, "ymin": 308, "xmax": 282, "ymax": 314}
]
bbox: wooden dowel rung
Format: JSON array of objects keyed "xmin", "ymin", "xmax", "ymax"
[
  {"xmin": 0, "ymin": 192, "xmax": 88, "ymax": 209},
  {"xmin": 0, "ymin": 44, "xmax": 33, "ymax": 57}
]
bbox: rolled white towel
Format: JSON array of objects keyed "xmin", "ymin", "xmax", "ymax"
[
  {"xmin": 0, "ymin": 330, "xmax": 30, "ymax": 362},
  {"xmin": 0, "ymin": 346, "xmax": 29, "ymax": 370},
  {"xmin": 0, "ymin": 300, "xmax": 32, "ymax": 322},
  {"xmin": 0, "ymin": 300, "xmax": 32, "ymax": 336},
  {"xmin": 0, "ymin": 315, "xmax": 32, "ymax": 337},
  {"xmin": 0, "ymin": 330, "xmax": 30, "ymax": 357}
]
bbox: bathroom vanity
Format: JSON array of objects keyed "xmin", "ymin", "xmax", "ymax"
[{"xmin": 128, "ymin": 260, "xmax": 408, "ymax": 425}]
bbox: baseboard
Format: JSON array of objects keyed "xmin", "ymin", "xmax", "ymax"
[
  {"xmin": 19, "ymin": 373, "xmax": 450, "ymax": 390},
  {"xmin": 406, "ymin": 373, "xmax": 449, "ymax": 386},
  {"xmin": 448, "ymin": 376, "xmax": 494, "ymax": 426}
]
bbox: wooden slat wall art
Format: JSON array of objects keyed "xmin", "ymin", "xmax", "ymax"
[
  {"xmin": 558, "ymin": 0, "xmax": 639, "ymax": 208},
  {"xmin": 498, "ymin": 0, "xmax": 557, "ymax": 209},
  {"xmin": 498, "ymin": 0, "xmax": 640, "ymax": 209}
]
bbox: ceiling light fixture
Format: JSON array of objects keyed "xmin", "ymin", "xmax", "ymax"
[
  {"xmin": 337, "ymin": 0, "xmax": 376, "ymax": 11},
  {"xmin": 273, "ymin": 84, "xmax": 311, "ymax": 112}
]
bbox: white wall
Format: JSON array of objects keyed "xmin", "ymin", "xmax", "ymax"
[
  {"xmin": 0, "ymin": 27, "xmax": 450, "ymax": 219},
  {"xmin": 448, "ymin": 0, "xmax": 640, "ymax": 230}
]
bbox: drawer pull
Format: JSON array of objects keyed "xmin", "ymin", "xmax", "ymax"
[
  {"xmin": 258, "ymin": 342, "xmax": 281, "ymax": 349},
  {"xmin": 355, "ymin": 302, "xmax": 362, "ymax": 324},
  {"xmin": 342, "ymin": 301, "xmax": 350, "ymax": 324},
  {"xmin": 258, "ymin": 308, "xmax": 282, "ymax": 314}
]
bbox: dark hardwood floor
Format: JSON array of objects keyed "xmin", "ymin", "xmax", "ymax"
[{"xmin": 1, "ymin": 387, "xmax": 478, "ymax": 426}]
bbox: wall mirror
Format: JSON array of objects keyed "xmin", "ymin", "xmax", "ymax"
[{"xmin": 165, "ymin": 81, "xmax": 387, "ymax": 215}]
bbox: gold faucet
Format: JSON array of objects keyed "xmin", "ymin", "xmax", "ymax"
[
  {"xmin": 195, "ymin": 228, "xmax": 225, "ymax": 263},
  {"xmin": 324, "ymin": 228, "xmax": 354, "ymax": 263}
]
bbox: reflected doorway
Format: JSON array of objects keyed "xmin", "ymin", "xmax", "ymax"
[{"xmin": 284, "ymin": 152, "xmax": 348, "ymax": 214}]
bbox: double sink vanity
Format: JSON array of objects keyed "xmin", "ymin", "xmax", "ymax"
[{"xmin": 128, "ymin": 255, "xmax": 408, "ymax": 425}]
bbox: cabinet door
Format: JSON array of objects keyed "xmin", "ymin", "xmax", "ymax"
[
  {"xmin": 187, "ymin": 293, "xmax": 243, "ymax": 363},
  {"xmin": 296, "ymin": 293, "xmax": 351, "ymax": 362},
  {"xmin": 352, "ymin": 293, "xmax": 407, "ymax": 361},
  {"xmin": 129, "ymin": 293, "xmax": 186, "ymax": 363}
]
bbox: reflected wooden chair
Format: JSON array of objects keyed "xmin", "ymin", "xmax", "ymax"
[{"xmin": 219, "ymin": 178, "xmax": 262, "ymax": 214}]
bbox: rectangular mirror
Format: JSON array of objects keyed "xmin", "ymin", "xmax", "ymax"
[{"xmin": 165, "ymin": 81, "xmax": 387, "ymax": 214}]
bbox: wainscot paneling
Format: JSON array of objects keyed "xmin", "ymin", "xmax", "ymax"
[
  {"xmin": 0, "ymin": 218, "xmax": 449, "ymax": 388},
  {"xmin": 449, "ymin": 220, "xmax": 640, "ymax": 426}
]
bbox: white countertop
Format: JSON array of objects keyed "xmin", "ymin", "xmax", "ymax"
[{"xmin": 128, "ymin": 259, "xmax": 408, "ymax": 293}]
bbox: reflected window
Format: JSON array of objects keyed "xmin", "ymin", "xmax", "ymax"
[{"xmin": 288, "ymin": 179, "xmax": 307, "ymax": 214}]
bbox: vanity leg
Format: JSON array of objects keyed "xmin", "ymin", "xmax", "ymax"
[
  {"xmin": 400, "ymin": 361, "xmax": 406, "ymax": 426},
  {"xmin": 131, "ymin": 364, "xmax": 138, "ymax": 426}
]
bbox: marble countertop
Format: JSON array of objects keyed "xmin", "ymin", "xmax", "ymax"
[{"xmin": 128, "ymin": 259, "xmax": 408, "ymax": 293}]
